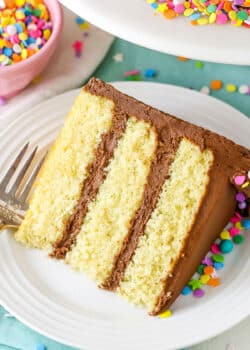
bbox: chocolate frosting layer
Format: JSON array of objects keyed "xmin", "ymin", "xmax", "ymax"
[
  {"xmin": 51, "ymin": 107, "xmax": 128, "ymax": 258},
  {"xmin": 102, "ymin": 138, "xmax": 181, "ymax": 290},
  {"xmin": 84, "ymin": 78, "xmax": 250, "ymax": 314}
]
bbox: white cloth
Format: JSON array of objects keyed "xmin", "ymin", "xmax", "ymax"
[{"xmin": 0, "ymin": 6, "xmax": 113, "ymax": 131}]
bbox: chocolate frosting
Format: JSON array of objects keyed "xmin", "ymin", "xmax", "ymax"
[
  {"xmin": 54, "ymin": 78, "xmax": 250, "ymax": 314},
  {"xmin": 102, "ymin": 136, "xmax": 181, "ymax": 290}
]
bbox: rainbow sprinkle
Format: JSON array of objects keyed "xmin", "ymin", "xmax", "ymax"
[
  {"xmin": 147, "ymin": 0, "xmax": 250, "ymax": 27},
  {"xmin": 182, "ymin": 211, "xmax": 249, "ymax": 299},
  {"xmin": 180, "ymin": 170, "xmax": 250, "ymax": 301},
  {"xmin": 0, "ymin": 0, "xmax": 52, "ymax": 67}
]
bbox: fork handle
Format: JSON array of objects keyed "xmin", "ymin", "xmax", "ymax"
[{"xmin": 0, "ymin": 218, "xmax": 6, "ymax": 230}]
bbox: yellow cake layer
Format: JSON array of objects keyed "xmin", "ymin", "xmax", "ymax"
[
  {"xmin": 119, "ymin": 138, "xmax": 214, "ymax": 313},
  {"xmin": 15, "ymin": 91, "xmax": 114, "ymax": 249},
  {"xmin": 66, "ymin": 117, "xmax": 157, "ymax": 284}
]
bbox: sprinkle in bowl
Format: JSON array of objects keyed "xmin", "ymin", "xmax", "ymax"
[{"xmin": 0, "ymin": 0, "xmax": 63, "ymax": 98}]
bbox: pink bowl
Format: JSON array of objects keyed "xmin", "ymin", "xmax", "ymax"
[{"xmin": 0, "ymin": 0, "xmax": 63, "ymax": 98}]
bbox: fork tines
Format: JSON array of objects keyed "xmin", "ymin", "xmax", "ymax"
[{"xmin": 0, "ymin": 143, "xmax": 44, "ymax": 210}]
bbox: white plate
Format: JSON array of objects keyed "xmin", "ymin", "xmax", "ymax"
[
  {"xmin": 59, "ymin": 0, "xmax": 250, "ymax": 65},
  {"xmin": 0, "ymin": 82, "xmax": 249, "ymax": 350}
]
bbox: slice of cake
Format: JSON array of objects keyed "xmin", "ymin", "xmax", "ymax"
[{"xmin": 15, "ymin": 78, "xmax": 250, "ymax": 315}]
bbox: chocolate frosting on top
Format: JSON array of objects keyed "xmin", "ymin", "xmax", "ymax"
[{"xmin": 85, "ymin": 79, "xmax": 250, "ymax": 170}]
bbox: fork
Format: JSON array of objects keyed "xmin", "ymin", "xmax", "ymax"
[{"xmin": 0, "ymin": 143, "xmax": 45, "ymax": 230}]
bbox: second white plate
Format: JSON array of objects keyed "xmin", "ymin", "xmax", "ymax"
[
  {"xmin": 0, "ymin": 82, "xmax": 249, "ymax": 350},
  {"xmin": 59, "ymin": 0, "xmax": 250, "ymax": 65}
]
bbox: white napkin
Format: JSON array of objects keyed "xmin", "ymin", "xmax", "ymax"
[{"xmin": 0, "ymin": 6, "xmax": 113, "ymax": 130}]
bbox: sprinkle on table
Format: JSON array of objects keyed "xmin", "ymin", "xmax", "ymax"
[
  {"xmin": 200, "ymin": 86, "xmax": 210, "ymax": 95},
  {"xmin": 124, "ymin": 69, "xmax": 141, "ymax": 81},
  {"xmin": 159, "ymin": 309, "xmax": 172, "ymax": 318},
  {"xmin": 220, "ymin": 230, "xmax": 230, "ymax": 240},
  {"xmin": 177, "ymin": 56, "xmax": 250, "ymax": 97},
  {"xmin": 204, "ymin": 266, "xmax": 214, "ymax": 275},
  {"xmin": 229, "ymin": 226, "xmax": 241, "ymax": 236},
  {"xmin": 219, "ymin": 239, "xmax": 234, "ymax": 253},
  {"xmin": 177, "ymin": 56, "xmax": 189, "ymax": 61},
  {"xmin": 212, "ymin": 254, "xmax": 224, "ymax": 263},
  {"xmin": 193, "ymin": 288, "xmax": 205, "ymax": 298},
  {"xmin": 210, "ymin": 79, "xmax": 223, "ymax": 90},
  {"xmin": 200, "ymin": 274, "xmax": 210, "ymax": 284},
  {"xmin": 124, "ymin": 69, "xmax": 140, "ymax": 77},
  {"xmin": 202, "ymin": 256, "xmax": 213, "ymax": 266},
  {"xmin": 144, "ymin": 68, "xmax": 157, "ymax": 77},
  {"xmin": 73, "ymin": 40, "xmax": 83, "ymax": 58},
  {"xmin": 239, "ymin": 85, "xmax": 249, "ymax": 94},
  {"xmin": 188, "ymin": 278, "xmax": 202, "ymax": 290},
  {"xmin": 195, "ymin": 61, "xmax": 203, "ymax": 69},
  {"xmin": 113, "ymin": 52, "xmax": 124, "ymax": 62},
  {"xmin": 124, "ymin": 74, "xmax": 141, "ymax": 81},
  {"xmin": 226, "ymin": 83, "xmax": 237, "ymax": 93},
  {"xmin": 211, "ymin": 243, "xmax": 221, "ymax": 254},
  {"xmin": 75, "ymin": 16, "xmax": 90, "ymax": 30},
  {"xmin": 35, "ymin": 344, "xmax": 46, "ymax": 350},
  {"xmin": 207, "ymin": 277, "xmax": 221, "ymax": 287},
  {"xmin": 181, "ymin": 285, "xmax": 192, "ymax": 295},
  {"xmin": 213, "ymin": 262, "xmax": 224, "ymax": 270},
  {"xmin": 242, "ymin": 218, "xmax": 250, "ymax": 229},
  {"xmin": 233, "ymin": 234, "xmax": 244, "ymax": 244}
]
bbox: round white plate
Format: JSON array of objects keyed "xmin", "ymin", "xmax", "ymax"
[
  {"xmin": 59, "ymin": 0, "xmax": 250, "ymax": 65},
  {"xmin": 0, "ymin": 82, "xmax": 249, "ymax": 350}
]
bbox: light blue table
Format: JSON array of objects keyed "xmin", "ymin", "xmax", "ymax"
[{"xmin": 0, "ymin": 37, "xmax": 249, "ymax": 350}]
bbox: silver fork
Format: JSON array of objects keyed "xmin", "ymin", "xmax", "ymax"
[{"xmin": 0, "ymin": 143, "xmax": 45, "ymax": 229}]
